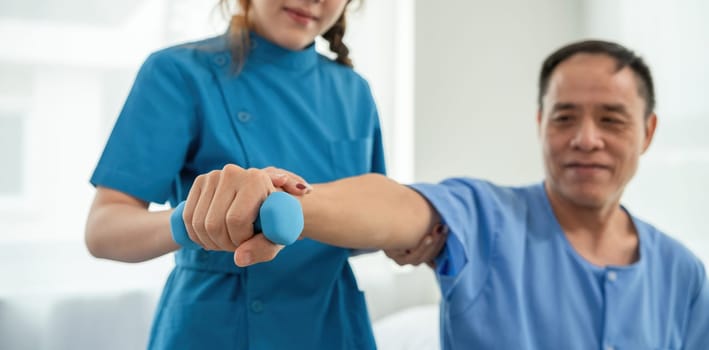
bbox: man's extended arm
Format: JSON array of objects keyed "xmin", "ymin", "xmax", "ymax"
[
  {"xmin": 178, "ymin": 165, "xmax": 442, "ymax": 266},
  {"xmin": 301, "ymin": 173, "xmax": 440, "ymax": 250}
]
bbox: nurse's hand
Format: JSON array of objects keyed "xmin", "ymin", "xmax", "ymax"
[
  {"xmin": 182, "ymin": 164, "xmax": 310, "ymax": 264},
  {"xmin": 233, "ymin": 167, "xmax": 311, "ymax": 267},
  {"xmin": 384, "ymin": 223, "xmax": 447, "ymax": 268}
]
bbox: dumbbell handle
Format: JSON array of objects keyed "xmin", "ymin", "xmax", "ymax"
[{"xmin": 170, "ymin": 192, "xmax": 304, "ymax": 248}]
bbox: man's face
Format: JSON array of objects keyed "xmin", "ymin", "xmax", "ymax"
[{"xmin": 538, "ymin": 53, "xmax": 657, "ymax": 209}]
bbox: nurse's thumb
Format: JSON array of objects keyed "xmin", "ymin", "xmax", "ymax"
[{"xmin": 234, "ymin": 234, "xmax": 284, "ymax": 267}]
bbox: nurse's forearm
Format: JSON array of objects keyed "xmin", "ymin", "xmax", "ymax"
[
  {"xmin": 85, "ymin": 189, "xmax": 179, "ymax": 262},
  {"xmin": 299, "ymin": 174, "xmax": 439, "ymax": 250}
]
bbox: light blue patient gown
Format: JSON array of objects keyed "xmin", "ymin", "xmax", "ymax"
[{"xmin": 411, "ymin": 179, "xmax": 709, "ymax": 350}]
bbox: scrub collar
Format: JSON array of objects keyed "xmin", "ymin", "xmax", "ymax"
[{"xmin": 247, "ymin": 32, "xmax": 318, "ymax": 71}]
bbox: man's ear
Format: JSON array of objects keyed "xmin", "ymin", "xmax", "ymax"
[
  {"xmin": 536, "ymin": 109, "xmax": 543, "ymax": 136},
  {"xmin": 642, "ymin": 113, "xmax": 658, "ymax": 153}
]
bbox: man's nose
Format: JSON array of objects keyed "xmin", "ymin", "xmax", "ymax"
[{"xmin": 570, "ymin": 118, "xmax": 604, "ymax": 151}]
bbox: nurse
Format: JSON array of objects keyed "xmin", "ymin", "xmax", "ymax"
[
  {"xmin": 184, "ymin": 40, "xmax": 709, "ymax": 349},
  {"xmin": 84, "ymin": 0, "xmax": 443, "ymax": 348}
]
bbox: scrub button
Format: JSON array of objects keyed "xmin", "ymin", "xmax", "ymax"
[
  {"xmin": 213, "ymin": 55, "xmax": 227, "ymax": 66},
  {"xmin": 607, "ymin": 271, "xmax": 617, "ymax": 282},
  {"xmin": 250, "ymin": 300, "xmax": 263, "ymax": 313},
  {"xmin": 237, "ymin": 111, "xmax": 251, "ymax": 123}
]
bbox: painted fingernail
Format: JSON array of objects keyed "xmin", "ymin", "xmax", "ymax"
[{"xmin": 297, "ymin": 183, "xmax": 313, "ymax": 193}]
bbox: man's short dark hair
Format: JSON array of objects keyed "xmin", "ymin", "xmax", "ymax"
[{"xmin": 538, "ymin": 40, "xmax": 656, "ymax": 117}]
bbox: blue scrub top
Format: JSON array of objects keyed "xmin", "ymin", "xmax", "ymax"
[
  {"xmin": 412, "ymin": 179, "xmax": 709, "ymax": 350},
  {"xmin": 91, "ymin": 33, "xmax": 385, "ymax": 349}
]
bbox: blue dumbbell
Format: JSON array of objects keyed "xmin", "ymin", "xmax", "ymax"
[{"xmin": 170, "ymin": 192, "xmax": 304, "ymax": 249}]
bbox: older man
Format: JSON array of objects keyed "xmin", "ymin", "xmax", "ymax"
[{"xmin": 182, "ymin": 40, "xmax": 709, "ymax": 349}]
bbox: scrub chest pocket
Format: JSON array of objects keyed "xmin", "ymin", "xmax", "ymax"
[{"xmin": 329, "ymin": 138, "xmax": 373, "ymax": 178}]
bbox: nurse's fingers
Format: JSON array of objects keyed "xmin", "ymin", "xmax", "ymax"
[
  {"xmin": 225, "ymin": 168, "xmax": 275, "ymax": 247},
  {"xmin": 200, "ymin": 168, "xmax": 249, "ymax": 251},
  {"xmin": 233, "ymin": 233, "xmax": 284, "ymax": 267},
  {"xmin": 182, "ymin": 176, "xmax": 204, "ymax": 247},
  {"xmin": 264, "ymin": 167, "xmax": 311, "ymax": 195},
  {"xmin": 185, "ymin": 171, "xmax": 221, "ymax": 250}
]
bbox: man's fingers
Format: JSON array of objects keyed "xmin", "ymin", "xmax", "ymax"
[
  {"xmin": 234, "ymin": 234, "xmax": 284, "ymax": 267},
  {"xmin": 383, "ymin": 224, "xmax": 448, "ymax": 267},
  {"xmin": 422, "ymin": 224, "xmax": 448, "ymax": 268},
  {"xmin": 405, "ymin": 234, "xmax": 434, "ymax": 266},
  {"xmin": 385, "ymin": 248, "xmax": 419, "ymax": 266},
  {"xmin": 384, "ymin": 249, "xmax": 408, "ymax": 259}
]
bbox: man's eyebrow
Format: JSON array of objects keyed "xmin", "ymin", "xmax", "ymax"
[
  {"xmin": 601, "ymin": 103, "xmax": 631, "ymax": 116},
  {"xmin": 551, "ymin": 103, "xmax": 579, "ymax": 112}
]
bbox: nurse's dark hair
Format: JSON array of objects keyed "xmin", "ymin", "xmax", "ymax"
[
  {"xmin": 218, "ymin": 0, "xmax": 355, "ymax": 72},
  {"xmin": 538, "ymin": 40, "xmax": 656, "ymax": 117}
]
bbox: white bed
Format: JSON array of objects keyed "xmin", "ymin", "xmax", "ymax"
[
  {"xmin": 373, "ymin": 304, "xmax": 440, "ymax": 350},
  {"xmin": 1, "ymin": 243, "xmax": 441, "ymax": 349}
]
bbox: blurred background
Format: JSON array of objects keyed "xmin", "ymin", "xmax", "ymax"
[{"xmin": 1, "ymin": 0, "xmax": 707, "ymax": 349}]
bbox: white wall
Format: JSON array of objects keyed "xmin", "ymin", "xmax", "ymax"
[
  {"xmin": 346, "ymin": 0, "xmax": 415, "ymax": 183},
  {"xmin": 413, "ymin": 0, "xmax": 584, "ymax": 184}
]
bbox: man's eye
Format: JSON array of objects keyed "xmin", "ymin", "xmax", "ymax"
[{"xmin": 601, "ymin": 116, "xmax": 622, "ymax": 124}]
